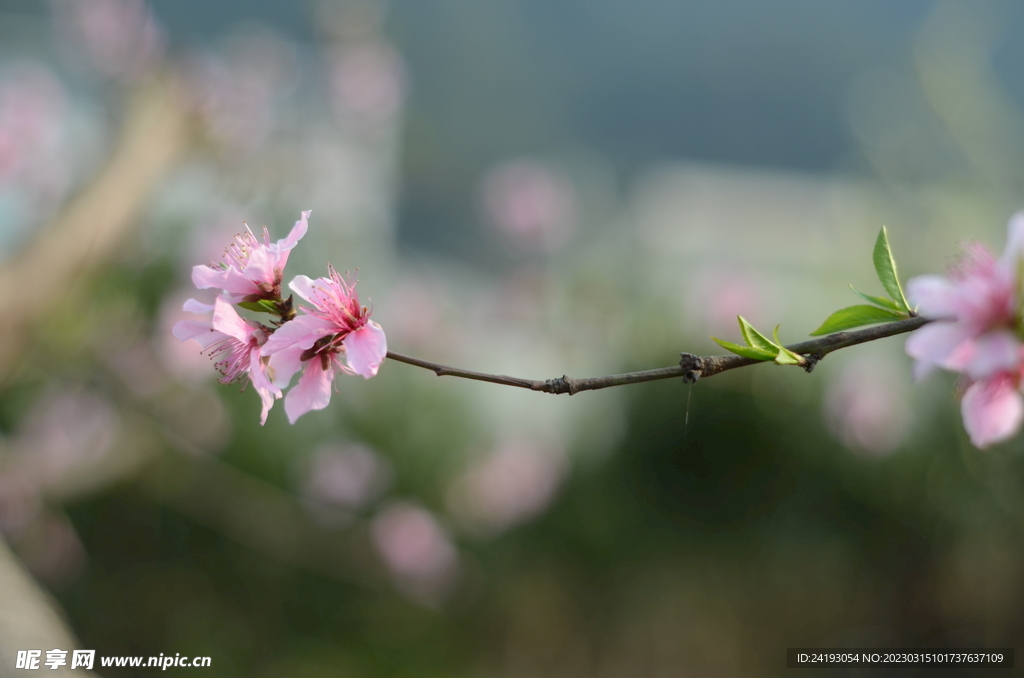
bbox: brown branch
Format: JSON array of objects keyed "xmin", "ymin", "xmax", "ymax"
[{"xmin": 386, "ymin": 315, "xmax": 932, "ymax": 394}]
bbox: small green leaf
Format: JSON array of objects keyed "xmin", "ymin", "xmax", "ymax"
[
  {"xmin": 772, "ymin": 325, "xmax": 806, "ymax": 365},
  {"xmin": 809, "ymin": 304, "xmax": 906, "ymax": 336},
  {"xmin": 238, "ymin": 299, "xmax": 280, "ymax": 314},
  {"xmin": 872, "ymin": 226, "xmax": 910, "ymax": 311},
  {"xmin": 737, "ymin": 316, "xmax": 776, "ymax": 351},
  {"xmin": 711, "ymin": 336, "xmax": 777, "ymax": 361},
  {"xmin": 849, "ymin": 285, "xmax": 901, "ymax": 311}
]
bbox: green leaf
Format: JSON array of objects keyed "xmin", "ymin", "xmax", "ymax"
[
  {"xmin": 872, "ymin": 226, "xmax": 910, "ymax": 311},
  {"xmin": 737, "ymin": 316, "xmax": 776, "ymax": 351},
  {"xmin": 772, "ymin": 325, "xmax": 806, "ymax": 366},
  {"xmin": 711, "ymin": 336, "xmax": 777, "ymax": 361},
  {"xmin": 849, "ymin": 285, "xmax": 902, "ymax": 311},
  {"xmin": 809, "ymin": 304, "xmax": 906, "ymax": 336},
  {"xmin": 238, "ymin": 299, "xmax": 280, "ymax": 314}
]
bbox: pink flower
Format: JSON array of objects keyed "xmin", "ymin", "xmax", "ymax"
[
  {"xmin": 172, "ymin": 297, "xmax": 281, "ymax": 424},
  {"xmin": 191, "ymin": 210, "xmax": 309, "ymax": 303},
  {"xmin": 263, "ymin": 266, "xmax": 387, "ymax": 423},
  {"xmin": 905, "ymin": 213, "xmax": 1024, "ymax": 447}
]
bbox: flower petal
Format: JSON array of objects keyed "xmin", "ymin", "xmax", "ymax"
[
  {"xmin": 285, "ymin": 360, "xmax": 335, "ymax": 424},
  {"xmin": 282, "ymin": 210, "xmax": 310, "ymax": 250},
  {"xmin": 273, "ymin": 210, "xmax": 310, "ymax": 273},
  {"xmin": 262, "ymin": 313, "xmax": 335, "ymax": 355},
  {"xmin": 191, "ymin": 264, "xmax": 256, "ymax": 296},
  {"xmin": 905, "ymin": 322, "xmax": 975, "ymax": 375},
  {"xmin": 242, "ymin": 247, "xmax": 278, "ymax": 288},
  {"xmin": 905, "ymin": 275, "xmax": 960, "ymax": 318},
  {"xmin": 288, "ymin": 275, "xmax": 327, "ymax": 305},
  {"xmin": 212, "ymin": 297, "xmax": 254, "ymax": 344},
  {"xmin": 343, "ymin": 321, "xmax": 387, "ymax": 378},
  {"xmin": 266, "ymin": 344, "xmax": 306, "ymax": 389},
  {"xmin": 249, "ymin": 349, "xmax": 280, "ymax": 425},
  {"xmin": 172, "ymin": 319, "xmax": 214, "ymax": 344},
  {"xmin": 961, "ymin": 374, "xmax": 1024, "ymax": 448},
  {"xmin": 182, "ymin": 298, "xmax": 214, "ymax": 314},
  {"xmin": 961, "ymin": 330, "xmax": 1021, "ymax": 379},
  {"xmin": 999, "ymin": 211, "xmax": 1024, "ymax": 271}
]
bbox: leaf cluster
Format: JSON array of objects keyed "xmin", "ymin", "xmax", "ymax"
[
  {"xmin": 712, "ymin": 317, "xmax": 806, "ymax": 366},
  {"xmin": 809, "ymin": 226, "xmax": 913, "ymax": 335},
  {"xmin": 711, "ymin": 226, "xmax": 914, "ymax": 364}
]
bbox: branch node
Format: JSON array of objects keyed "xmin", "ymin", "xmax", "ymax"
[
  {"xmin": 679, "ymin": 352, "xmax": 703, "ymax": 384},
  {"xmin": 544, "ymin": 375, "xmax": 579, "ymax": 395},
  {"xmin": 802, "ymin": 352, "xmax": 822, "ymax": 373}
]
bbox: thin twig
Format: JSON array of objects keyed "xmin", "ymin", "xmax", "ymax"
[{"xmin": 386, "ymin": 315, "xmax": 933, "ymax": 395}]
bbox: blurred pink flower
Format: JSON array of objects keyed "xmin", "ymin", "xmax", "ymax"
[
  {"xmin": 328, "ymin": 43, "xmax": 405, "ymax": 122},
  {"xmin": 685, "ymin": 267, "xmax": 771, "ymax": 339},
  {"xmin": 482, "ymin": 159, "xmax": 577, "ymax": 254},
  {"xmin": 0, "ymin": 65, "xmax": 65, "ymax": 182},
  {"xmin": 263, "ymin": 267, "xmax": 387, "ymax": 424},
  {"xmin": 50, "ymin": 0, "xmax": 165, "ymax": 82},
  {"xmin": 172, "ymin": 297, "xmax": 280, "ymax": 425},
  {"xmin": 905, "ymin": 214, "xmax": 1024, "ymax": 447},
  {"xmin": 447, "ymin": 438, "xmax": 565, "ymax": 535},
  {"xmin": 191, "ymin": 210, "xmax": 309, "ymax": 303},
  {"xmin": 14, "ymin": 386, "xmax": 119, "ymax": 489},
  {"xmin": 371, "ymin": 502, "xmax": 458, "ymax": 600},
  {"xmin": 824, "ymin": 357, "xmax": 911, "ymax": 456},
  {"xmin": 181, "ymin": 29, "xmax": 296, "ymax": 152},
  {"xmin": 0, "ymin": 64, "xmax": 71, "ymax": 223},
  {"xmin": 301, "ymin": 443, "xmax": 390, "ymax": 510}
]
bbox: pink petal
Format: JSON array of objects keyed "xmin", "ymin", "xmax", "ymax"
[
  {"xmin": 212, "ymin": 297, "xmax": 253, "ymax": 344},
  {"xmin": 249, "ymin": 349, "xmax": 280, "ymax": 425},
  {"xmin": 172, "ymin": 319, "xmax": 213, "ymax": 343},
  {"xmin": 272, "ymin": 210, "xmax": 310, "ymax": 271},
  {"xmin": 192, "ymin": 264, "xmax": 257, "ymax": 297},
  {"xmin": 961, "ymin": 330, "xmax": 1021, "ymax": 379},
  {"xmin": 285, "ymin": 361, "xmax": 335, "ymax": 424},
  {"xmin": 961, "ymin": 375, "xmax": 1024, "ymax": 448},
  {"xmin": 267, "ymin": 344, "xmax": 306, "ymax": 389},
  {"xmin": 288, "ymin": 275, "xmax": 325, "ymax": 304},
  {"xmin": 242, "ymin": 246, "xmax": 277, "ymax": 287},
  {"xmin": 999, "ymin": 211, "xmax": 1024, "ymax": 271},
  {"xmin": 182, "ymin": 299, "xmax": 214, "ymax": 314},
  {"xmin": 905, "ymin": 322, "xmax": 974, "ymax": 375},
  {"xmin": 282, "ymin": 210, "xmax": 310, "ymax": 250},
  {"xmin": 905, "ymin": 275, "xmax": 959, "ymax": 318},
  {"xmin": 261, "ymin": 314, "xmax": 335, "ymax": 355},
  {"xmin": 343, "ymin": 321, "xmax": 387, "ymax": 378}
]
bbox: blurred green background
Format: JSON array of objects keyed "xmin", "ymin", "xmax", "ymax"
[{"xmin": 0, "ymin": 0, "xmax": 1023, "ymax": 676}]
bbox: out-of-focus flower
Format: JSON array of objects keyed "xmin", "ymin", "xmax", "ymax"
[
  {"xmin": 482, "ymin": 159, "xmax": 577, "ymax": 254},
  {"xmin": 172, "ymin": 297, "xmax": 280, "ymax": 425},
  {"xmin": 0, "ymin": 65, "xmax": 66, "ymax": 183},
  {"xmin": 263, "ymin": 267, "xmax": 387, "ymax": 424},
  {"xmin": 905, "ymin": 214, "xmax": 1024, "ymax": 448},
  {"xmin": 182, "ymin": 27, "xmax": 296, "ymax": 152},
  {"xmin": 684, "ymin": 267, "xmax": 772, "ymax": 339},
  {"xmin": 824, "ymin": 356, "xmax": 912, "ymax": 456},
  {"xmin": 0, "ymin": 64, "xmax": 71, "ymax": 252},
  {"xmin": 328, "ymin": 43, "xmax": 405, "ymax": 123},
  {"xmin": 371, "ymin": 502, "xmax": 458, "ymax": 601},
  {"xmin": 447, "ymin": 438, "xmax": 565, "ymax": 535},
  {"xmin": 301, "ymin": 443, "xmax": 390, "ymax": 511},
  {"xmin": 191, "ymin": 211, "xmax": 309, "ymax": 303},
  {"xmin": 50, "ymin": 0, "xmax": 165, "ymax": 82},
  {"xmin": 14, "ymin": 386, "xmax": 119, "ymax": 490}
]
